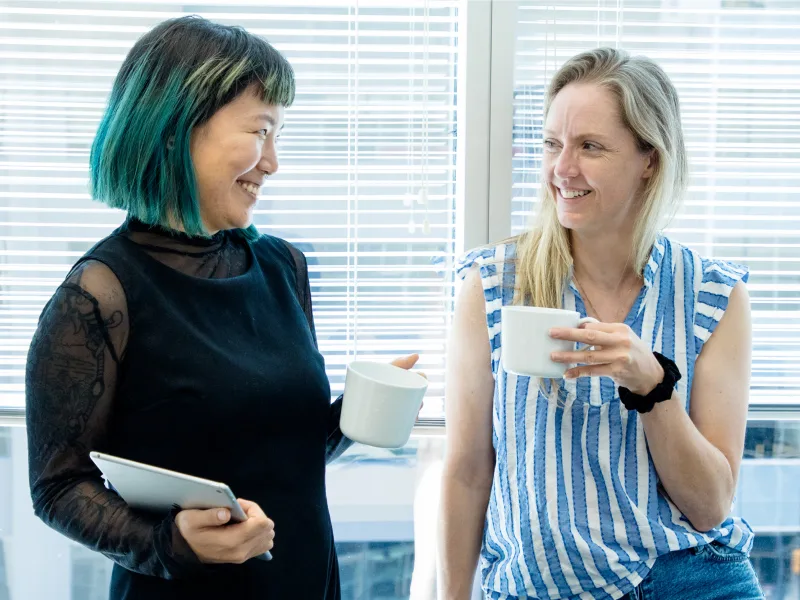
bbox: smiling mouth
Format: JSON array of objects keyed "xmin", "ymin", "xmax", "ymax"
[
  {"xmin": 558, "ymin": 188, "xmax": 592, "ymax": 199},
  {"xmin": 237, "ymin": 180, "xmax": 260, "ymax": 198}
]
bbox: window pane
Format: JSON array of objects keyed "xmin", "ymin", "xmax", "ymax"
[
  {"xmin": 508, "ymin": 0, "xmax": 800, "ymax": 411},
  {"xmin": 0, "ymin": 1, "xmax": 460, "ymax": 419},
  {"xmin": 739, "ymin": 420, "xmax": 800, "ymax": 599},
  {"xmin": 0, "ymin": 425, "xmax": 447, "ymax": 599},
  {"xmin": 3, "ymin": 423, "xmax": 800, "ymax": 598}
]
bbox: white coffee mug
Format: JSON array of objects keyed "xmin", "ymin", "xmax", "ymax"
[
  {"xmin": 501, "ymin": 306, "xmax": 599, "ymax": 378},
  {"xmin": 340, "ymin": 361, "xmax": 428, "ymax": 449}
]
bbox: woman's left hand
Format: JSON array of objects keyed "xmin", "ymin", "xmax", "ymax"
[
  {"xmin": 549, "ymin": 322, "xmax": 664, "ymax": 395},
  {"xmin": 390, "ymin": 354, "xmax": 426, "ymax": 416}
]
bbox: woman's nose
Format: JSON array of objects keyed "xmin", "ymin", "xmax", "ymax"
[
  {"xmin": 260, "ymin": 143, "xmax": 279, "ymax": 176},
  {"xmin": 553, "ymin": 147, "xmax": 579, "ymax": 180}
]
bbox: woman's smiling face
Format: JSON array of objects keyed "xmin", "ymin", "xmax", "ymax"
[
  {"xmin": 190, "ymin": 84, "xmax": 284, "ymax": 233},
  {"xmin": 542, "ymin": 82, "xmax": 655, "ymax": 236}
]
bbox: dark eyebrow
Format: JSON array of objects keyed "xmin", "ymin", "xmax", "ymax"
[
  {"xmin": 542, "ymin": 129, "xmax": 609, "ymax": 142},
  {"xmin": 252, "ymin": 113, "xmax": 284, "ymax": 131}
]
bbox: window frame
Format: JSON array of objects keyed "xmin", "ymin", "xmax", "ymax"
[
  {"xmin": 488, "ymin": 0, "xmax": 800, "ymax": 421},
  {"xmin": 4, "ymin": 0, "xmax": 794, "ymax": 427},
  {"xmin": 0, "ymin": 1, "xmax": 494, "ymax": 429}
]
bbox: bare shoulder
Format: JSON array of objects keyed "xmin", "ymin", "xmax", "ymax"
[
  {"xmin": 457, "ymin": 266, "xmax": 486, "ymax": 315},
  {"xmin": 700, "ymin": 280, "xmax": 751, "ymax": 355}
]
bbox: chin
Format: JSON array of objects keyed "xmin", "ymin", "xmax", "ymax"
[
  {"xmin": 229, "ymin": 208, "xmax": 255, "ymax": 230},
  {"xmin": 556, "ymin": 208, "xmax": 583, "ymax": 231},
  {"xmin": 232, "ymin": 218, "xmax": 253, "ymax": 231}
]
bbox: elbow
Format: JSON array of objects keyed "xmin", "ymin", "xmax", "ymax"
[
  {"xmin": 29, "ymin": 474, "xmax": 71, "ymax": 529},
  {"xmin": 30, "ymin": 497, "xmax": 58, "ymax": 532},
  {"xmin": 442, "ymin": 452, "xmax": 495, "ymax": 492},
  {"xmin": 684, "ymin": 463, "xmax": 737, "ymax": 533},
  {"xmin": 685, "ymin": 498, "xmax": 732, "ymax": 533},
  {"xmin": 30, "ymin": 484, "xmax": 56, "ymax": 527},
  {"xmin": 687, "ymin": 513, "xmax": 726, "ymax": 534}
]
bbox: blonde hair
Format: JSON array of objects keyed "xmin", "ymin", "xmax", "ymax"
[{"xmin": 514, "ymin": 47, "xmax": 687, "ymax": 309}]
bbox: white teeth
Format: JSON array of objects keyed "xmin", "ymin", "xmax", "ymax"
[
  {"xmin": 561, "ymin": 189, "xmax": 591, "ymax": 199},
  {"xmin": 237, "ymin": 181, "xmax": 260, "ymax": 196}
]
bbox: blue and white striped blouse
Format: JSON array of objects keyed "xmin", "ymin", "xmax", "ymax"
[{"xmin": 456, "ymin": 235, "xmax": 753, "ymax": 600}]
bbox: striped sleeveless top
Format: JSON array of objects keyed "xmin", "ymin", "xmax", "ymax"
[{"xmin": 455, "ymin": 235, "xmax": 754, "ymax": 600}]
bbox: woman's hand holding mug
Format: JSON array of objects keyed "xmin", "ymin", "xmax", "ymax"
[{"xmin": 549, "ymin": 321, "xmax": 664, "ymax": 394}]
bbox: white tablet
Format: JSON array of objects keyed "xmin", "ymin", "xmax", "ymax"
[{"xmin": 90, "ymin": 451, "xmax": 272, "ymax": 561}]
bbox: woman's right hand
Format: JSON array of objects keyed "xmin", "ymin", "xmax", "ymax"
[{"xmin": 175, "ymin": 498, "xmax": 275, "ymax": 564}]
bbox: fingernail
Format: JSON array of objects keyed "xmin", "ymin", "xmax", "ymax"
[
  {"xmin": 551, "ymin": 353, "xmax": 560, "ymax": 361},
  {"xmin": 218, "ymin": 509, "xmax": 228, "ymax": 521},
  {"xmin": 549, "ymin": 329, "xmax": 558, "ymax": 338}
]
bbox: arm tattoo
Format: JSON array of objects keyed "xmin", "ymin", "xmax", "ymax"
[{"xmin": 27, "ymin": 282, "xmax": 123, "ymax": 465}]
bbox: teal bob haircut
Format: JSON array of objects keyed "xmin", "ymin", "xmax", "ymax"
[{"xmin": 90, "ymin": 16, "xmax": 295, "ymax": 240}]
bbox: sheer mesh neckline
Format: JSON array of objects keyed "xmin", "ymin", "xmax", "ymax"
[
  {"xmin": 123, "ymin": 217, "xmax": 226, "ymax": 250},
  {"xmin": 118, "ymin": 217, "xmax": 250, "ymax": 279},
  {"xmin": 25, "ymin": 214, "xmax": 346, "ymax": 584}
]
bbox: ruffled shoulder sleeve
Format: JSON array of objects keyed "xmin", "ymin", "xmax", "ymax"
[
  {"xmin": 455, "ymin": 243, "xmax": 517, "ymax": 376},
  {"xmin": 694, "ymin": 258, "xmax": 750, "ymax": 346}
]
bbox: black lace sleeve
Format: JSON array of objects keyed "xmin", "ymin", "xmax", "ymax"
[
  {"xmin": 279, "ymin": 240, "xmax": 354, "ymax": 463},
  {"xmin": 25, "ymin": 260, "xmax": 204, "ymax": 579}
]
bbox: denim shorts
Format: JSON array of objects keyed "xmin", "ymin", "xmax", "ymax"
[{"xmin": 623, "ymin": 542, "xmax": 765, "ymax": 600}]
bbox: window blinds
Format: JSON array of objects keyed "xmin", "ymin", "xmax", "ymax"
[
  {"xmin": 0, "ymin": 0, "xmax": 460, "ymax": 418},
  {"xmin": 509, "ymin": 0, "xmax": 800, "ymax": 413}
]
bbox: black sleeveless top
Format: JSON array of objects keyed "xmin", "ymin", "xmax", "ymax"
[{"xmin": 25, "ymin": 218, "xmax": 351, "ymax": 599}]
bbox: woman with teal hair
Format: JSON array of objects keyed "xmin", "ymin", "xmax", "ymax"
[{"xmin": 24, "ymin": 15, "xmax": 419, "ymax": 600}]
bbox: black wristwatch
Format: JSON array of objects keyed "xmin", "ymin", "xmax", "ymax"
[{"xmin": 618, "ymin": 352, "xmax": 682, "ymax": 414}]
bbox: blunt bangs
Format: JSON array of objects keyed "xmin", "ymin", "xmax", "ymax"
[{"xmin": 90, "ymin": 15, "xmax": 295, "ymax": 239}]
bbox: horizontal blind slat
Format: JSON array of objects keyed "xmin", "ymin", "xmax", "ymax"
[
  {"xmin": 512, "ymin": 0, "xmax": 800, "ymax": 409},
  {"xmin": 0, "ymin": 1, "xmax": 459, "ymax": 418}
]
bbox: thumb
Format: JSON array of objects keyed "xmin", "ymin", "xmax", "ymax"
[
  {"xmin": 175, "ymin": 507, "xmax": 231, "ymax": 532},
  {"xmin": 391, "ymin": 353, "xmax": 419, "ymax": 370},
  {"xmin": 203, "ymin": 507, "xmax": 232, "ymax": 527}
]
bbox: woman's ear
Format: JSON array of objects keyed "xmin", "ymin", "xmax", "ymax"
[{"xmin": 642, "ymin": 149, "xmax": 657, "ymax": 179}]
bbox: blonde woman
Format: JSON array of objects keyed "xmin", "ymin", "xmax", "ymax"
[{"xmin": 440, "ymin": 48, "xmax": 763, "ymax": 599}]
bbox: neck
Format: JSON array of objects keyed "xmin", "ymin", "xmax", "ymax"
[
  {"xmin": 165, "ymin": 213, "xmax": 219, "ymax": 237},
  {"xmin": 165, "ymin": 213, "xmax": 187, "ymax": 233},
  {"xmin": 570, "ymin": 226, "xmax": 639, "ymax": 292}
]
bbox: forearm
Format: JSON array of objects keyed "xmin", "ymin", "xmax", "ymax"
[
  {"xmin": 32, "ymin": 476, "xmax": 202, "ymax": 579},
  {"xmin": 640, "ymin": 392, "xmax": 735, "ymax": 531},
  {"xmin": 438, "ymin": 470, "xmax": 491, "ymax": 599}
]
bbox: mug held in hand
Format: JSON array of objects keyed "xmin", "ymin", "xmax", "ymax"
[
  {"xmin": 501, "ymin": 306, "xmax": 598, "ymax": 379},
  {"xmin": 340, "ymin": 361, "xmax": 428, "ymax": 449}
]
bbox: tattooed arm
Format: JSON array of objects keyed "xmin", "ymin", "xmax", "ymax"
[{"xmin": 25, "ymin": 260, "xmax": 203, "ymax": 578}]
